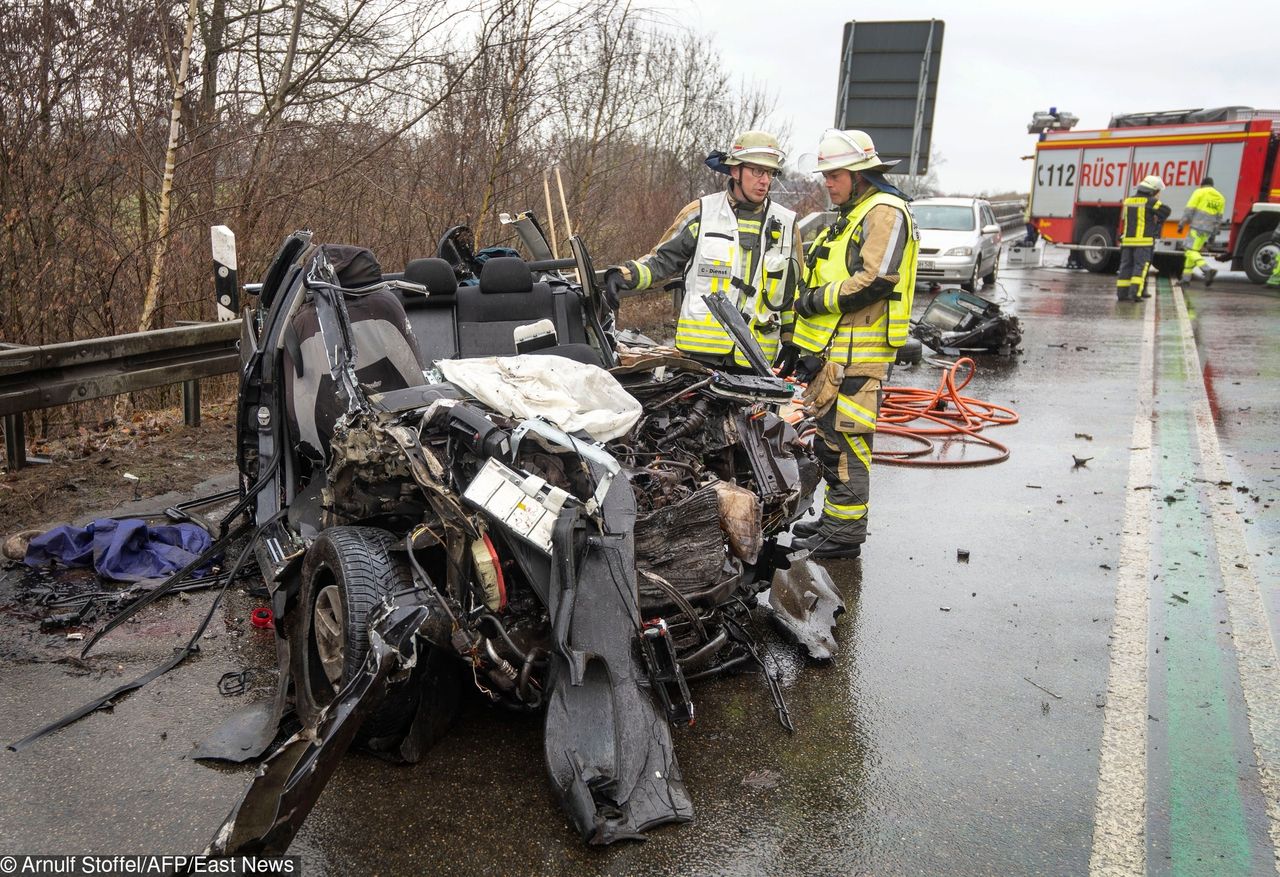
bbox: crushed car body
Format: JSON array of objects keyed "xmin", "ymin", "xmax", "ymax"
[
  {"xmin": 217, "ymin": 218, "xmax": 828, "ymax": 849},
  {"xmin": 9, "ymin": 212, "xmax": 843, "ymax": 852}
]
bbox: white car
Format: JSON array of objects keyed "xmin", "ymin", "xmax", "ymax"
[{"xmin": 912, "ymin": 197, "xmax": 1003, "ymax": 291}]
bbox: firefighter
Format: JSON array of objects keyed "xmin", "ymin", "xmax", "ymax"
[
  {"xmin": 783, "ymin": 129, "xmax": 918, "ymax": 560},
  {"xmin": 604, "ymin": 131, "xmax": 799, "ymax": 371},
  {"xmin": 1177, "ymin": 176, "xmax": 1224, "ymax": 286},
  {"xmin": 1268, "ymin": 226, "xmax": 1280, "ymax": 289},
  {"xmin": 1117, "ymin": 175, "xmax": 1171, "ymax": 302}
]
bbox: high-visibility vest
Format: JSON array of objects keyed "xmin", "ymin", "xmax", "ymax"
[
  {"xmin": 793, "ymin": 190, "xmax": 918, "ymax": 364},
  {"xmin": 1121, "ymin": 194, "xmax": 1164, "ymax": 246},
  {"xmin": 674, "ymin": 192, "xmax": 795, "ymax": 363},
  {"xmin": 1183, "ymin": 186, "xmax": 1226, "ymax": 234}
]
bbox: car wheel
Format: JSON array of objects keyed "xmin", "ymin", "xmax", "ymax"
[
  {"xmin": 292, "ymin": 526, "xmax": 437, "ymax": 743},
  {"xmin": 1242, "ymin": 232, "xmax": 1279, "ymax": 285},
  {"xmin": 960, "ymin": 261, "xmax": 979, "ymax": 292},
  {"xmin": 1080, "ymin": 225, "xmax": 1120, "ymax": 274},
  {"xmin": 982, "ymin": 251, "xmax": 999, "ymax": 286},
  {"xmin": 895, "ymin": 336, "xmax": 923, "ymax": 365}
]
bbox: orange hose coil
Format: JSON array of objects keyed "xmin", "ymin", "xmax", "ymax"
[{"xmin": 781, "ymin": 357, "xmax": 1018, "ymax": 467}]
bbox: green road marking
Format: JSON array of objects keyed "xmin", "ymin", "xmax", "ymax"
[{"xmin": 1154, "ymin": 279, "xmax": 1252, "ymax": 875}]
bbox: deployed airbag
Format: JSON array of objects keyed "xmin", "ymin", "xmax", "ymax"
[{"xmin": 439, "ymin": 355, "xmax": 641, "ymax": 441}]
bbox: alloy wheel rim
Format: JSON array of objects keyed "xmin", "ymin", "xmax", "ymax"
[{"xmin": 313, "ymin": 584, "xmax": 345, "ymax": 691}]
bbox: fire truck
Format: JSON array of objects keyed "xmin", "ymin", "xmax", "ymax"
[{"xmin": 1028, "ymin": 107, "xmax": 1280, "ymax": 283}]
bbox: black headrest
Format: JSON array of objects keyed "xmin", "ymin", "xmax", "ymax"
[
  {"xmin": 479, "ymin": 257, "xmax": 533, "ymax": 294},
  {"xmin": 323, "ymin": 244, "xmax": 382, "ymax": 288},
  {"xmin": 404, "ymin": 257, "xmax": 458, "ymax": 296}
]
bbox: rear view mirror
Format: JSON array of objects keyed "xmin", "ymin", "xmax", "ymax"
[{"xmin": 981, "ymin": 224, "xmax": 1001, "ymax": 235}]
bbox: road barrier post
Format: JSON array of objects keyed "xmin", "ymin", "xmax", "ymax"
[
  {"xmin": 3, "ymin": 413, "xmax": 25, "ymax": 471},
  {"xmin": 182, "ymin": 379, "xmax": 201, "ymax": 427}
]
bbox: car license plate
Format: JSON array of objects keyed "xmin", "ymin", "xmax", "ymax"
[{"xmin": 918, "ymin": 260, "xmax": 935, "ymax": 270}]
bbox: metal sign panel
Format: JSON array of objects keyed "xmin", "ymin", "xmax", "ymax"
[{"xmin": 835, "ymin": 19, "xmax": 945, "ymax": 174}]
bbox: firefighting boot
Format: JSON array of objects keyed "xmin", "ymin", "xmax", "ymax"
[
  {"xmin": 1204, "ymin": 267, "xmax": 1217, "ymax": 287},
  {"xmin": 791, "ymin": 532, "xmax": 863, "ymax": 559},
  {"xmin": 789, "ymin": 516, "xmax": 822, "ymax": 539}
]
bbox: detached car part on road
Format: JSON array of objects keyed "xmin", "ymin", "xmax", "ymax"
[
  {"xmin": 208, "ymin": 217, "xmax": 826, "ymax": 851},
  {"xmin": 912, "ymin": 289, "xmax": 1023, "ymax": 356}
]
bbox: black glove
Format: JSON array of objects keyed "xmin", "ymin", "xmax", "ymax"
[
  {"xmin": 775, "ymin": 342, "xmax": 801, "ymax": 378},
  {"xmin": 793, "ymin": 355, "xmax": 823, "ymax": 385},
  {"xmin": 793, "ymin": 285, "xmax": 825, "ymax": 318},
  {"xmin": 603, "ymin": 268, "xmax": 626, "ymax": 312}
]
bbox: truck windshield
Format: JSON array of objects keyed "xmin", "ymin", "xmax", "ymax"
[{"xmin": 914, "ymin": 205, "xmax": 976, "ymax": 231}]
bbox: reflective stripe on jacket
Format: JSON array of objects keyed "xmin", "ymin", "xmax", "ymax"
[{"xmin": 793, "ymin": 190, "xmax": 918, "ymax": 364}]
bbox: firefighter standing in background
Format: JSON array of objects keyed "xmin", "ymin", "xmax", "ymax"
[
  {"xmin": 604, "ymin": 131, "xmax": 799, "ymax": 371},
  {"xmin": 1178, "ymin": 176, "xmax": 1224, "ymax": 286},
  {"xmin": 781, "ymin": 129, "xmax": 918, "ymax": 560},
  {"xmin": 1117, "ymin": 175, "xmax": 1171, "ymax": 302},
  {"xmin": 1268, "ymin": 226, "xmax": 1280, "ymax": 288}
]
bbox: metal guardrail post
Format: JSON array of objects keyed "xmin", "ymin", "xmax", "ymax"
[
  {"xmin": 182, "ymin": 379, "xmax": 201, "ymax": 427},
  {"xmin": 3, "ymin": 413, "xmax": 25, "ymax": 471}
]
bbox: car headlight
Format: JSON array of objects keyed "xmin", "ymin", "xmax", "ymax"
[{"xmin": 944, "ymin": 246, "xmax": 974, "ymax": 257}]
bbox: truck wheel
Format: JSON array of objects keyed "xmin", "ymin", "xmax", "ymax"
[
  {"xmin": 292, "ymin": 526, "xmax": 423, "ymax": 743},
  {"xmin": 1080, "ymin": 225, "xmax": 1120, "ymax": 274},
  {"xmin": 1242, "ymin": 233, "xmax": 1279, "ymax": 285}
]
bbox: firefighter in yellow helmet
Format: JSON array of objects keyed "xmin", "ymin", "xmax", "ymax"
[
  {"xmin": 603, "ymin": 131, "xmax": 800, "ymax": 370},
  {"xmin": 1117, "ymin": 174, "xmax": 1171, "ymax": 302},
  {"xmin": 1177, "ymin": 176, "xmax": 1224, "ymax": 286},
  {"xmin": 784, "ymin": 129, "xmax": 918, "ymax": 560}
]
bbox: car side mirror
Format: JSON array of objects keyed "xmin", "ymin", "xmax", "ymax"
[{"xmin": 981, "ymin": 224, "xmax": 1001, "ymax": 235}]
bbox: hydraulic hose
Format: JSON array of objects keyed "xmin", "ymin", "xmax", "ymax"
[
  {"xmin": 874, "ymin": 357, "xmax": 1018, "ymax": 467},
  {"xmin": 781, "ymin": 357, "xmax": 1018, "ymax": 467}
]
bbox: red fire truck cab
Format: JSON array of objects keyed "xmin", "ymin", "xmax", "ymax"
[{"xmin": 1029, "ymin": 108, "xmax": 1280, "ymax": 283}]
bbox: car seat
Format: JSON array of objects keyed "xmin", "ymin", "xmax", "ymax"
[
  {"xmin": 283, "ymin": 247, "xmax": 426, "ymax": 464},
  {"xmin": 456, "ymin": 257, "xmax": 558, "ymax": 357}
]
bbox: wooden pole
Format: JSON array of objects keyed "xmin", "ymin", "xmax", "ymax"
[
  {"xmin": 542, "ymin": 169, "xmax": 559, "ymax": 259},
  {"xmin": 554, "ymin": 166, "xmax": 574, "ymax": 241}
]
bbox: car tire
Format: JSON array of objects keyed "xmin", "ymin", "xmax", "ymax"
[
  {"xmin": 292, "ymin": 526, "xmax": 431, "ymax": 743},
  {"xmin": 960, "ymin": 261, "xmax": 979, "ymax": 292},
  {"xmin": 1242, "ymin": 232, "xmax": 1279, "ymax": 285},
  {"xmin": 1081, "ymin": 225, "xmax": 1120, "ymax": 274},
  {"xmin": 895, "ymin": 336, "xmax": 923, "ymax": 365},
  {"xmin": 982, "ymin": 251, "xmax": 999, "ymax": 286}
]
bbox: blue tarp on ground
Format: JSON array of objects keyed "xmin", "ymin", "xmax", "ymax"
[{"xmin": 24, "ymin": 519, "xmax": 214, "ymax": 582}]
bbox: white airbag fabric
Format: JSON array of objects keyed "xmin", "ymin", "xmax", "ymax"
[{"xmin": 437, "ymin": 355, "xmax": 641, "ymax": 441}]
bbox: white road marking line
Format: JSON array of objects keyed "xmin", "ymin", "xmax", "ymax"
[
  {"xmin": 1089, "ymin": 293, "xmax": 1155, "ymax": 876},
  {"xmin": 1172, "ymin": 283, "xmax": 1280, "ymax": 870}
]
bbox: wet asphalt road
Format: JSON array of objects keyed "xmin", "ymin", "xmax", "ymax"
[{"xmin": 1, "ymin": 250, "xmax": 1277, "ymax": 875}]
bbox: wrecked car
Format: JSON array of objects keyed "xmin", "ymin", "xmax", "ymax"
[{"xmin": 192, "ymin": 213, "xmax": 831, "ymax": 851}]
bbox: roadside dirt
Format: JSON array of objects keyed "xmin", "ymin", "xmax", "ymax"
[{"xmin": 1, "ymin": 403, "xmax": 237, "ymax": 538}]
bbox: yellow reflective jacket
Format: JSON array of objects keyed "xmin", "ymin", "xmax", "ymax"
[{"xmin": 793, "ymin": 190, "xmax": 918, "ymax": 364}]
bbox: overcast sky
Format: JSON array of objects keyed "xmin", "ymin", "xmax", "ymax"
[{"xmin": 676, "ymin": 0, "xmax": 1271, "ymax": 195}]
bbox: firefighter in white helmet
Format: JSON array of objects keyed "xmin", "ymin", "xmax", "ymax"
[
  {"xmin": 604, "ymin": 130, "xmax": 800, "ymax": 370},
  {"xmin": 1117, "ymin": 174, "xmax": 1171, "ymax": 301},
  {"xmin": 785, "ymin": 129, "xmax": 919, "ymax": 560}
]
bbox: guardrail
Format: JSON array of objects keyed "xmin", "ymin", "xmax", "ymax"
[
  {"xmin": 990, "ymin": 200, "xmax": 1027, "ymax": 232},
  {"xmin": 0, "ymin": 321, "xmax": 240, "ymax": 470}
]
